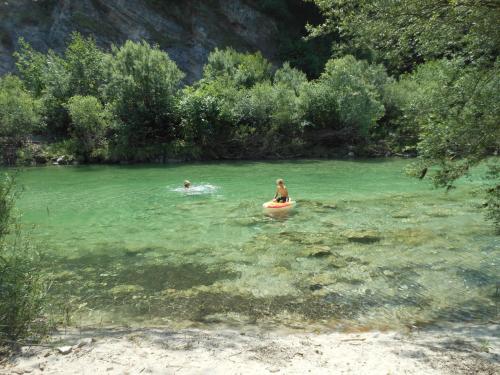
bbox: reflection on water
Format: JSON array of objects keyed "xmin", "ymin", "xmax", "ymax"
[{"xmin": 15, "ymin": 159, "xmax": 500, "ymax": 330}]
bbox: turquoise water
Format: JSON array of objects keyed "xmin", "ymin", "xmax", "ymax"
[{"xmin": 16, "ymin": 160, "xmax": 499, "ymax": 330}]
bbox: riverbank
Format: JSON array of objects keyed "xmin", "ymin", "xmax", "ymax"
[{"xmin": 2, "ymin": 323, "xmax": 498, "ymax": 374}]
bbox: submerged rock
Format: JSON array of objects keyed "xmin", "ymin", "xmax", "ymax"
[
  {"xmin": 306, "ymin": 246, "xmax": 332, "ymax": 258},
  {"xmin": 309, "ymin": 273, "xmax": 337, "ymax": 286},
  {"xmin": 343, "ymin": 230, "xmax": 381, "ymax": 244},
  {"xmin": 390, "ymin": 228, "xmax": 435, "ymax": 246},
  {"xmin": 202, "ymin": 312, "xmax": 254, "ymax": 325},
  {"xmin": 51, "ymin": 270, "xmax": 82, "ymax": 281},
  {"xmin": 110, "ymin": 284, "xmax": 145, "ymax": 295},
  {"xmin": 309, "ymin": 284, "xmax": 323, "ymax": 291},
  {"xmin": 299, "ymin": 200, "xmax": 337, "ymax": 211},
  {"xmin": 425, "ymin": 209, "xmax": 452, "ymax": 218},
  {"xmin": 391, "ymin": 211, "xmax": 412, "ymax": 219}
]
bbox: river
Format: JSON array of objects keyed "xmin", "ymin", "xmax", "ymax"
[{"xmin": 16, "ymin": 159, "xmax": 499, "ymax": 330}]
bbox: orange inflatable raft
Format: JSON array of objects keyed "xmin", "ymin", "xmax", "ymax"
[{"xmin": 262, "ymin": 199, "xmax": 296, "ymax": 211}]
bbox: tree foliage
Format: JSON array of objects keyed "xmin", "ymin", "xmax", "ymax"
[
  {"xmin": 308, "ymin": 0, "xmax": 500, "ymax": 229},
  {"xmin": 0, "ymin": 75, "xmax": 41, "ymax": 141},
  {"xmin": 65, "ymin": 33, "xmax": 107, "ymax": 98},
  {"xmin": 300, "ymin": 56, "xmax": 386, "ymax": 142},
  {"xmin": 66, "ymin": 95, "xmax": 110, "ymax": 162},
  {"xmin": 307, "ymin": 0, "xmax": 500, "ymax": 74},
  {"xmin": 203, "ymin": 48, "xmax": 273, "ymax": 88},
  {"xmin": 15, "ymin": 33, "xmax": 108, "ymax": 137},
  {"xmin": 105, "ymin": 40, "xmax": 184, "ymax": 160}
]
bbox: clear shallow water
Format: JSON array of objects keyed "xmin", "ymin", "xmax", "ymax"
[{"xmin": 15, "ymin": 160, "xmax": 499, "ymax": 330}]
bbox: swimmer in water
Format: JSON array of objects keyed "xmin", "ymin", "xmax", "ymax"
[{"xmin": 184, "ymin": 180, "xmax": 191, "ymax": 189}]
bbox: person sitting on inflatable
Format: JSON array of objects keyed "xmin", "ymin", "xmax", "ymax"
[
  {"xmin": 184, "ymin": 180, "xmax": 191, "ymax": 189},
  {"xmin": 273, "ymin": 178, "xmax": 289, "ymax": 203}
]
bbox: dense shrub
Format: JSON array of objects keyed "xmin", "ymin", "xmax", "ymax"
[
  {"xmin": 231, "ymin": 65, "xmax": 306, "ymax": 156},
  {"xmin": 15, "ymin": 34, "xmax": 108, "ymax": 138},
  {"xmin": 300, "ymin": 56, "xmax": 386, "ymax": 144},
  {"xmin": 400, "ymin": 59, "xmax": 500, "ymax": 186},
  {"xmin": 0, "ymin": 75, "xmax": 41, "ymax": 164},
  {"xmin": 0, "ymin": 75, "xmax": 41, "ymax": 141},
  {"xmin": 203, "ymin": 48, "xmax": 273, "ymax": 88},
  {"xmin": 180, "ymin": 56, "xmax": 307, "ymax": 158},
  {"xmin": 105, "ymin": 40, "xmax": 184, "ymax": 161},
  {"xmin": 66, "ymin": 95, "xmax": 111, "ymax": 162},
  {"xmin": 179, "ymin": 80, "xmax": 238, "ymax": 159},
  {"xmin": 65, "ymin": 33, "xmax": 108, "ymax": 98},
  {"xmin": 179, "ymin": 47, "xmax": 275, "ymax": 158}
]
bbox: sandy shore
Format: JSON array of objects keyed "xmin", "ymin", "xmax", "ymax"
[{"xmin": 2, "ymin": 324, "xmax": 498, "ymax": 374}]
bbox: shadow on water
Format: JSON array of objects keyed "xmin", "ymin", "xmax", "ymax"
[
  {"xmin": 70, "ymin": 158, "xmax": 399, "ymax": 172},
  {"xmin": 42, "ymin": 242, "xmax": 499, "ymax": 328},
  {"xmin": 45, "ymin": 251, "xmax": 240, "ymax": 293}
]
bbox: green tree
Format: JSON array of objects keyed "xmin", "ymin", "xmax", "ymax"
[
  {"xmin": 65, "ymin": 33, "xmax": 108, "ymax": 98},
  {"xmin": 0, "ymin": 75, "xmax": 41, "ymax": 140},
  {"xmin": 179, "ymin": 47, "xmax": 274, "ymax": 159},
  {"xmin": 307, "ymin": 0, "xmax": 500, "ymax": 74},
  {"xmin": 0, "ymin": 75, "xmax": 41, "ymax": 164},
  {"xmin": 66, "ymin": 95, "xmax": 110, "ymax": 162},
  {"xmin": 274, "ymin": 62, "xmax": 308, "ymax": 94},
  {"xmin": 13, "ymin": 39, "xmax": 47, "ymax": 97},
  {"xmin": 38, "ymin": 51, "xmax": 70, "ymax": 138},
  {"xmin": 404, "ymin": 59, "xmax": 500, "ymax": 181},
  {"xmin": 231, "ymin": 73, "xmax": 305, "ymax": 156},
  {"xmin": 14, "ymin": 33, "xmax": 108, "ymax": 138},
  {"xmin": 105, "ymin": 40, "xmax": 184, "ymax": 160},
  {"xmin": 178, "ymin": 79, "xmax": 239, "ymax": 158},
  {"xmin": 300, "ymin": 56, "xmax": 386, "ymax": 144},
  {"xmin": 203, "ymin": 48, "xmax": 273, "ymax": 88},
  {"xmin": 180, "ymin": 57, "xmax": 307, "ymax": 159},
  {"xmin": 309, "ymin": 0, "xmax": 500, "ymax": 229}
]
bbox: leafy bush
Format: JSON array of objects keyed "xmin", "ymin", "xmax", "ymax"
[
  {"xmin": 231, "ymin": 74, "xmax": 305, "ymax": 156},
  {"xmin": 179, "ymin": 79, "xmax": 239, "ymax": 159},
  {"xmin": 300, "ymin": 56, "xmax": 386, "ymax": 143},
  {"xmin": 180, "ymin": 59, "xmax": 306, "ymax": 158},
  {"xmin": 401, "ymin": 59, "xmax": 500, "ymax": 187},
  {"xmin": 0, "ymin": 75, "xmax": 41, "ymax": 140},
  {"xmin": 66, "ymin": 95, "xmax": 111, "ymax": 162},
  {"xmin": 0, "ymin": 75, "xmax": 42, "ymax": 165},
  {"xmin": 203, "ymin": 48, "xmax": 272, "ymax": 88},
  {"xmin": 105, "ymin": 40, "xmax": 184, "ymax": 160},
  {"xmin": 65, "ymin": 33, "xmax": 108, "ymax": 98},
  {"xmin": 15, "ymin": 33, "xmax": 108, "ymax": 138}
]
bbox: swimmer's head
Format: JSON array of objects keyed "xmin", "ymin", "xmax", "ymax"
[
  {"xmin": 184, "ymin": 180, "xmax": 191, "ymax": 188},
  {"xmin": 276, "ymin": 178, "xmax": 284, "ymax": 186}
]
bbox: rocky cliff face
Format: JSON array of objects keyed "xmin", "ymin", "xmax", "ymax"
[{"xmin": 0, "ymin": 0, "xmax": 280, "ymax": 82}]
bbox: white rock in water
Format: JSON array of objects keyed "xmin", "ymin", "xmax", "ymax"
[{"xmin": 57, "ymin": 346, "xmax": 72, "ymax": 355}]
